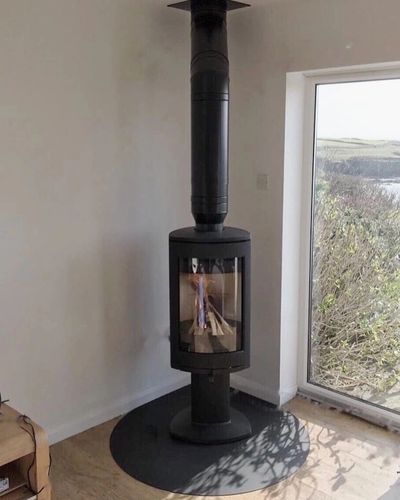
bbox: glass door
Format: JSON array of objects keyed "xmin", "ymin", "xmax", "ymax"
[{"xmin": 307, "ymin": 78, "xmax": 400, "ymax": 415}]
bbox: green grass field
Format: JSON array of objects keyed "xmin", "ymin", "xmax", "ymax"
[
  {"xmin": 316, "ymin": 138, "xmax": 400, "ymax": 178},
  {"xmin": 317, "ymin": 138, "xmax": 400, "ymax": 161}
]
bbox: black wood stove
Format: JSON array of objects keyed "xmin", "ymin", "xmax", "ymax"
[
  {"xmin": 110, "ymin": 2, "xmax": 310, "ymax": 489},
  {"xmin": 168, "ymin": 0, "xmax": 252, "ymax": 444}
]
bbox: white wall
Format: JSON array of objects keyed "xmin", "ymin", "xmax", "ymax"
[
  {"xmin": 0, "ymin": 0, "xmax": 192, "ymax": 442},
  {"xmin": 228, "ymin": 0, "xmax": 400, "ymax": 404}
]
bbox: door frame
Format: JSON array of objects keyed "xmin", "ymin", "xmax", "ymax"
[{"xmin": 297, "ymin": 64, "xmax": 400, "ymax": 429}]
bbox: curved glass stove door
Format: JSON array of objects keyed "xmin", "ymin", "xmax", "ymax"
[{"xmin": 179, "ymin": 257, "xmax": 243, "ymax": 353}]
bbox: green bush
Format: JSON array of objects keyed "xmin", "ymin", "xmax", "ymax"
[{"xmin": 311, "ymin": 173, "xmax": 400, "ymax": 395}]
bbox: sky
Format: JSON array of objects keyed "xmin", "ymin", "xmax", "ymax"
[{"xmin": 316, "ymin": 79, "xmax": 400, "ymax": 141}]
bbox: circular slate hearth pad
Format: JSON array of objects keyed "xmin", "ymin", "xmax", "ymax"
[{"xmin": 110, "ymin": 386, "xmax": 309, "ymax": 496}]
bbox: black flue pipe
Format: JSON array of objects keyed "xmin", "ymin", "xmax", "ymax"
[
  {"xmin": 190, "ymin": 1, "xmax": 229, "ymax": 230},
  {"xmin": 170, "ymin": 0, "xmax": 249, "ymax": 230}
]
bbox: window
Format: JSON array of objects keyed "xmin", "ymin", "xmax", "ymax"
[{"xmin": 299, "ymin": 69, "xmax": 400, "ymax": 425}]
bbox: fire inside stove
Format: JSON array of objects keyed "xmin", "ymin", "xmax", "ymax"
[{"xmin": 179, "ymin": 257, "xmax": 242, "ymax": 353}]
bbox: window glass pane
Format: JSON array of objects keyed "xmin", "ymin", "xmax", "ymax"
[{"xmin": 310, "ymin": 79, "xmax": 400, "ymax": 413}]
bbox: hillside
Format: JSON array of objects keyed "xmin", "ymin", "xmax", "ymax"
[{"xmin": 316, "ymin": 138, "xmax": 400, "ymax": 178}]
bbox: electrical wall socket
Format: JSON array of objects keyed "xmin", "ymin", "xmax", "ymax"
[{"xmin": 256, "ymin": 173, "xmax": 269, "ymax": 191}]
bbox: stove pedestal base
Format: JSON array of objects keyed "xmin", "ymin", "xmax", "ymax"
[
  {"xmin": 170, "ymin": 406, "xmax": 252, "ymax": 444},
  {"xmin": 169, "ymin": 372, "xmax": 252, "ymax": 444}
]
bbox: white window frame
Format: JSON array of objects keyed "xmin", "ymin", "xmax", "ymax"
[{"xmin": 297, "ymin": 63, "xmax": 400, "ymax": 429}]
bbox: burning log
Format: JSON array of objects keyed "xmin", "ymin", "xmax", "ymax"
[{"xmin": 188, "ymin": 273, "xmax": 235, "ymax": 337}]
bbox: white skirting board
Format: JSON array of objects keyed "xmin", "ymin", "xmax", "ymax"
[
  {"xmin": 48, "ymin": 374, "xmax": 296, "ymax": 444},
  {"xmin": 231, "ymin": 374, "xmax": 279, "ymax": 406},
  {"xmin": 231, "ymin": 374, "xmax": 298, "ymax": 407},
  {"xmin": 48, "ymin": 375, "xmax": 190, "ymax": 445},
  {"xmin": 279, "ymin": 385, "xmax": 299, "ymax": 406}
]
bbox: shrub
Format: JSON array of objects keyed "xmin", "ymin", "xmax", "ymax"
[{"xmin": 311, "ymin": 173, "xmax": 400, "ymax": 395}]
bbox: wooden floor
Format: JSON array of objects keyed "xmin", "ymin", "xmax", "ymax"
[{"xmin": 51, "ymin": 397, "xmax": 400, "ymax": 500}]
